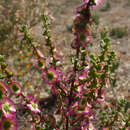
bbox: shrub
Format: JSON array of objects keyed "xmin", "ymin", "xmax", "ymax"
[{"xmin": 0, "ymin": 0, "xmax": 129, "ymax": 130}]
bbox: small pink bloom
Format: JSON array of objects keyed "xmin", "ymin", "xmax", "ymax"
[
  {"xmin": 71, "ymin": 39, "xmax": 79, "ymax": 49},
  {"xmin": 21, "ymin": 94, "xmax": 35, "ymax": 108},
  {"xmin": 89, "ymin": 114, "xmax": 95, "ymax": 120},
  {"xmin": 0, "ymin": 116, "xmax": 18, "ymax": 130},
  {"xmin": 0, "ymin": 98, "xmax": 16, "ymax": 118},
  {"xmin": 92, "ymin": 0, "xmax": 102, "ymax": 8},
  {"xmin": 78, "ymin": 73, "xmax": 87, "ymax": 82},
  {"xmin": 27, "ymin": 99, "xmax": 41, "ymax": 113},
  {"xmin": 42, "ymin": 68, "xmax": 59, "ymax": 85},
  {"xmin": 8, "ymin": 81, "xmax": 22, "ymax": 96},
  {"xmin": 34, "ymin": 57, "xmax": 46, "ymax": 71}
]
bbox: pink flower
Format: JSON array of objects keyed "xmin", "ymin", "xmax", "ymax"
[
  {"xmin": 0, "ymin": 116, "xmax": 18, "ymax": 130},
  {"xmin": 79, "ymin": 74, "xmax": 86, "ymax": 81},
  {"xmin": 21, "ymin": 94, "xmax": 41, "ymax": 114},
  {"xmin": 8, "ymin": 81, "xmax": 22, "ymax": 96},
  {"xmin": 27, "ymin": 99, "xmax": 41, "ymax": 113},
  {"xmin": 42, "ymin": 68, "xmax": 59, "ymax": 85},
  {"xmin": 0, "ymin": 98, "xmax": 16, "ymax": 118},
  {"xmin": 92, "ymin": 0, "xmax": 102, "ymax": 8},
  {"xmin": 21, "ymin": 94, "xmax": 35, "ymax": 108},
  {"xmin": 78, "ymin": 71, "xmax": 88, "ymax": 82},
  {"xmin": 71, "ymin": 39, "xmax": 80, "ymax": 49},
  {"xmin": 88, "ymin": 121, "xmax": 95, "ymax": 130},
  {"xmin": 34, "ymin": 57, "xmax": 46, "ymax": 71}
]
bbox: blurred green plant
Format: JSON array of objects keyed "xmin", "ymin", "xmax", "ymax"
[
  {"xmin": 100, "ymin": 1, "xmax": 111, "ymax": 12},
  {"xmin": 0, "ymin": 0, "xmax": 45, "ymax": 55},
  {"xmin": 92, "ymin": 13, "xmax": 100, "ymax": 26},
  {"xmin": 99, "ymin": 98, "xmax": 130, "ymax": 129},
  {"xmin": 110, "ymin": 27, "xmax": 128, "ymax": 38},
  {"xmin": 127, "ymin": 0, "xmax": 130, "ymax": 6}
]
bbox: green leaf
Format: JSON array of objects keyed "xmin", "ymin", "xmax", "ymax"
[
  {"xmin": 0, "ymin": 55, "xmax": 4, "ymax": 62},
  {"xmin": 110, "ymin": 63, "xmax": 119, "ymax": 72}
]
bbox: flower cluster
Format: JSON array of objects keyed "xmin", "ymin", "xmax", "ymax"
[{"xmin": 0, "ymin": 60, "xmax": 41, "ymax": 129}]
